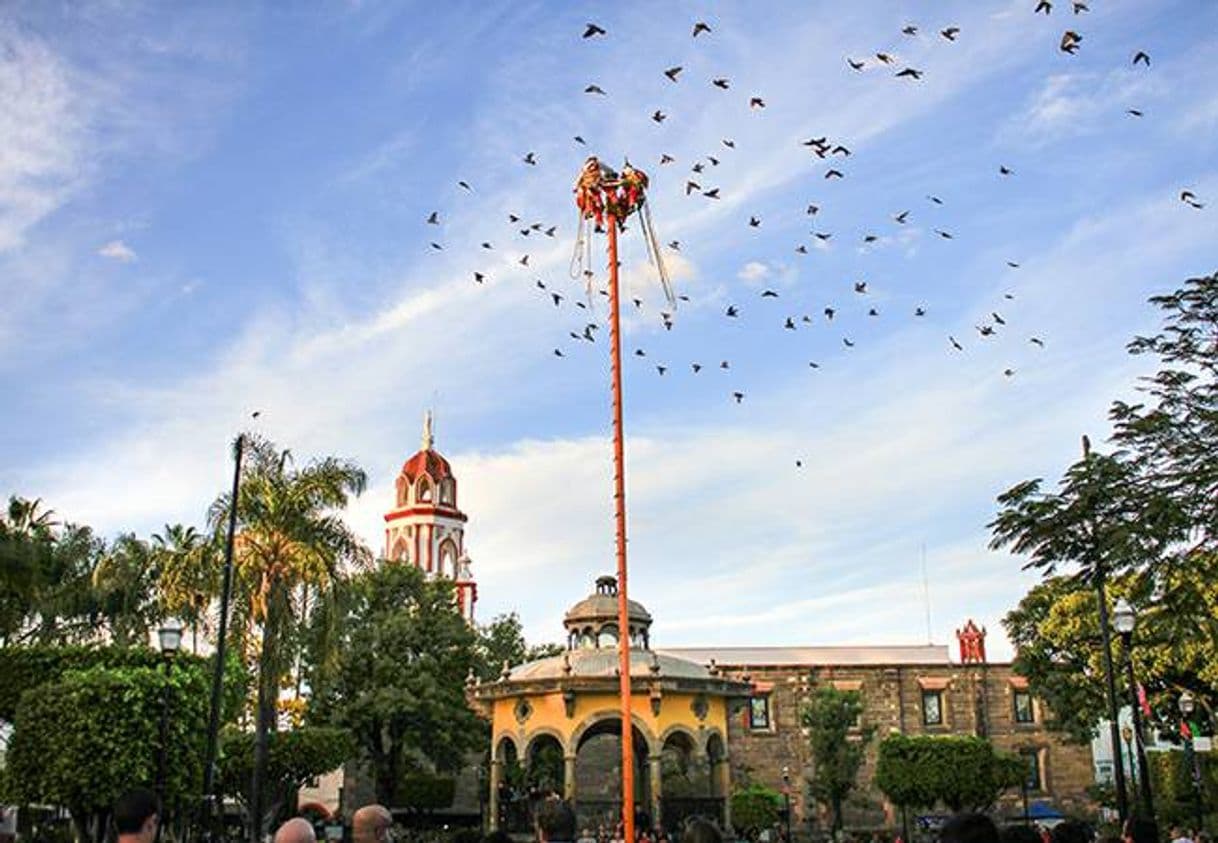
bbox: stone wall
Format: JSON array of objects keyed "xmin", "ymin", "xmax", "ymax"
[{"xmin": 720, "ymin": 662, "xmax": 1095, "ymax": 830}]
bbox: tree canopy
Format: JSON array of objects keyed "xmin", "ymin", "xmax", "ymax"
[
  {"xmin": 992, "ymin": 273, "xmax": 1218, "ymax": 737},
  {"xmin": 308, "ymin": 563, "xmax": 483, "ymax": 804},
  {"xmin": 874, "ymin": 735, "xmax": 1024, "ymax": 813},
  {"xmin": 801, "ymin": 686, "xmax": 873, "ymax": 832}
]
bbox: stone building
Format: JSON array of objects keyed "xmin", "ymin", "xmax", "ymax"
[{"xmin": 663, "ymin": 621, "xmax": 1096, "ymax": 829}]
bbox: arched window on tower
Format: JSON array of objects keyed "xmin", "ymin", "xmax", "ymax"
[
  {"xmin": 390, "ymin": 538, "xmax": 410, "ymax": 564},
  {"xmin": 396, "ymin": 476, "xmax": 408, "ymax": 507},
  {"xmin": 597, "ymin": 624, "xmax": 619, "ymax": 649},
  {"xmin": 438, "ymin": 541, "xmax": 457, "ymax": 579},
  {"xmin": 439, "ymin": 479, "xmax": 455, "ymax": 506},
  {"xmin": 417, "ymin": 477, "xmax": 433, "ymax": 503}
]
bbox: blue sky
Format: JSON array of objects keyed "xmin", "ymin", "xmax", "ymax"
[{"xmin": 2, "ymin": 1, "xmax": 1216, "ymax": 657}]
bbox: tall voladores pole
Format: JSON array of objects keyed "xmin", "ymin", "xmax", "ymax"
[{"xmin": 572, "ymin": 157, "xmax": 673, "ymax": 843}]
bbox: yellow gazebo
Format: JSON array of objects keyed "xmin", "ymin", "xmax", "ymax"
[{"xmin": 470, "ymin": 576, "xmax": 752, "ymax": 833}]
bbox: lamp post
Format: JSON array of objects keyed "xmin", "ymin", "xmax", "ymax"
[
  {"xmin": 156, "ymin": 619, "xmax": 184, "ymax": 842},
  {"xmin": 781, "ymin": 766, "xmax": 792, "ymax": 843},
  {"xmin": 1122, "ymin": 726, "xmax": 1137, "ymax": 790},
  {"xmin": 1082, "ymin": 435, "xmax": 1130, "ymax": 826},
  {"xmin": 1179, "ymin": 692, "xmax": 1204, "ymax": 835},
  {"xmin": 1112, "ymin": 598, "xmax": 1154, "ymax": 819}
]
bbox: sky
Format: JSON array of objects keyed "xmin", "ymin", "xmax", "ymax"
[{"xmin": 2, "ymin": 1, "xmax": 1216, "ymax": 659}]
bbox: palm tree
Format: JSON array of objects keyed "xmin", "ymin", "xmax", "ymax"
[
  {"xmin": 91, "ymin": 533, "xmax": 162, "ymax": 647},
  {"xmin": 207, "ymin": 434, "xmax": 371, "ymax": 839},
  {"xmin": 154, "ymin": 523, "xmax": 219, "ymax": 654}
]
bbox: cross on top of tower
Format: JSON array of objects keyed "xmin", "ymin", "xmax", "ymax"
[{"xmin": 421, "ymin": 409, "xmax": 434, "ymax": 451}]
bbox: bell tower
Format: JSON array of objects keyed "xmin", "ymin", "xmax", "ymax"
[{"xmin": 384, "ymin": 411, "xmax": 477, "ymax": 622}]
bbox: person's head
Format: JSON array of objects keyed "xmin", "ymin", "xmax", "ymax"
[
  {"xmin": 1124, "ymin": 818, "xmax": 1158, "ymax": 843},
  {"xmin": 275, "ymin": 818, "xmax": 317, "ymax": 843},
  {"xmin": 1052, "ymin": 821, "xmax": 1092, "ymax": 843},
  {"xmin": 535, "ymin": 798, "xmax": 577, "ymax": 843},
  {"xmin": 112, "ymin": 788, "xmax": 160, "ymax": 843},
  {"xmin": 940, "ymin": 814, "xmax": 1000, "ymax": 843},
  {"xmin": 681, "ymin": 819, "xmax": 723, "ymax": 843},
  {"xmin": 1002, "ymin": 825, "xmax": 1043, "ymax": 843},
  {"xmin": 352, "ymin": 805, "xmax": 394, "ymax": 843}
]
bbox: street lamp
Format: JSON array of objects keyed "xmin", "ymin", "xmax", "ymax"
[
  {"xmin": 1112, "ymin": 598, "xmax": 1154, "ymax": 819},
  {"xmin": 781, "ymin": 766, "xmax": 792, "ymax": 843},
  {"xmin": 156, "ymin": 619, "xmax": 183, "ymax": 842},
  {"xmin": 1179, "ymin": 692, "xmax": 1204, "ymax": 835}
]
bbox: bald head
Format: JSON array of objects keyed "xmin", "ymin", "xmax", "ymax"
[
  {"xmin": 352, "ymin": 805, "xmax": 393, "ymax": 843},
  {"xmin": 274, "ymin": 818, "xmax": 316, "ymax": 843}
]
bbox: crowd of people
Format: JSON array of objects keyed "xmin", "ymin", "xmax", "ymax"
[{"xmin": 102, "ymin": 787, "xmax": 1209, "ymax": 843}]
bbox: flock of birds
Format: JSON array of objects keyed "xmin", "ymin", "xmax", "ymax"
[{"xmin": 416, "ymin": 6, "xmax": 1206, "ymax": 433}]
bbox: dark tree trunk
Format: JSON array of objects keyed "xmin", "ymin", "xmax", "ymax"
[{"xmin": 250, "ymin": 591, "xmax": 283, "ymax": 843}]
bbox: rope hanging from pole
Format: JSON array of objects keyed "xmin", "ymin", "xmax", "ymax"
[{"xmin": 571, "ymin": 156, "xmax": 676, "ymax": 308}]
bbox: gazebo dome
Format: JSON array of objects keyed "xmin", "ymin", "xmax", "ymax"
[
  {"xmin": 563, "ymin": 575, "xmax": 653, "ymax": 650},
  {"xmin": 400, "ymin": 448, "xmax": 454, "ymax": 482}
]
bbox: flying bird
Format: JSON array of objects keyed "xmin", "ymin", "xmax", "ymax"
[
  {"xmin": 665, "ymin": 66, "xmax": 683, "ymax": 81},
  {"xmin": 583, "ymin": 23, "xmax": 606, "ymax": 38},
  {"xmin": 876, "ymin": 52, "xmax": 894, "ymax": 64},
  {"xmin": 458, "ymin": 181, "xmax": 471, "ymax": 190},
  {"xmin": 941, "ymin": 26, "xmax": 960, "ymax": 40},
  {"xmin": 824, "ymin": 307, "xmax": 836, "ymax": 320},
  {"xmin": 426, "ymin": 211, "xmax": 439, "ymax": 224},
  {"xmin": 847, "ymin": 57, "xmax": 866, "ymax": 71},
  {"xmin": 585, "ymin": 84, "xmax": 606, "ymax": 95},
  {"xmin": 523, "ymin": 152, "xmax": 537, "ymax": 165},
  {"xmin": 732, "ymin": 391, "xmax": 744, "ymax": 404},
  {"xmin": 474, "ymin": 272, "xmax": 486, "ymax": 284},
  {"xmin": 712, "ymin": 78, "xmax": 730, "ymax": 90},
  {"xmin": 1132, "ymin": 51, "xmax": 1150, "ymax": 67},
  {"xmin": 1030, "ymin": 337, "xmax": 1045, "ymax": 347},
  {"xmin": 1060, "ymin": 30, "xmax": 1082, "ymax": 54},
  {"xmin": 896, "ymin": 67, "xmax": 924, "ymax": 80},
  {"xmin": 726, "ymin": 305, "xmax": 739, "ymax": 317},
  {"xmin": 693, "ymin": 21, "xmax": 712, "ymax": 37},
  {"xmin": 761, "ymin": 289, "xmax": 779, "ymax": 298},
  {"xmin": 853, "ymin": 281, "xmax": 867, "ymax": 294},
  {"xmin": 574, "ymin": 136, "xmax": 586, "ymax": 145},
  {"xmin": 652, "ymin": 110, "xmax": 667, "ymax": 123},
  {"xmin": 1126, "ymin": 109, "xmax": 1143, "ymax": 117},
  {"xmin": 949, "ymin": 336, "xmax": 964, "ymax": 351},
  {"xmin": 902, "ymin": 25, "xmax": 918, "ymax": 36},
  {"xmin": 842, "ymin": 338, "xmax": 855, "ymax": 348},
  {"xmin": 749, "ymin": 216, "xmax": 761, "ymax": 227},
  {"xmin": 554, "ymin": 348, "xmax": 565, "ymax": 357},
  {"xmin": 935, "ymin": 229, "xmax": 954, "ymax": 239},
  {"xmin": 825, "ymin": 169, "xmax": 844, "ymax": 179},
  {"xmin": 999, "ymin": 165, "xmax": 1014, "ymax": 176},
  {"xmin": 1180, "ymin": 190, "xmax": 1204, "ymax": 209},
  {"xmin": 722, "ymin": 138, "xmax": 736, "ymax": 148},
  {"xmin": 894, "ymin": 210, "xmax": 910, "ymax": 223},
  {"xmin": 749, "ymin": 97, "xmax": 766, "ymax": 109},
  {"xmin": 1035, "ymin": 1, "xmax": 1052, "ymax": 14},
  {"xmin": 429, "ymin": 242, "xmax": 442, "ymax": 250},
  {"xmin": 703, "ymin": 187, "xmax": 721, "ymax": 199}
]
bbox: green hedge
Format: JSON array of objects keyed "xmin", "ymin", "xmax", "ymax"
[
  {"xmin": 396, "ymin": 774, "xmax": 457, "ymax": 812},
  {"xmin": 731, "ymin": 783, "xmax": 783, "ymax": 834}
]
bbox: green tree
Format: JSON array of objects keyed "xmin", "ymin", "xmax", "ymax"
[
  {"xmin": 218, "ymin": 726, "xmax": 353, "ymax": 830},
  {"xmin": 474, "ymin": 612, "xmax": 563, "ymax": 681},
  {"xmin": 801, "ymin": 686, "xmax": 874, "ymax": 832},
  {"xmin": 0, "ymin": 498, "xmax": 104, "ymax": 646},
  {"xmin": 730, "ymin": 783, "xmax": 782, "ymax": 836},
  {"xmin": 91, "ymin": 533, "xmax": 162, "ymax": 648},
  {"xmin": 873, "ymin": 735, "xmax": 1024, "ymax": 813},
  {"xmin": 2, "ymin": 661, "xmax": 210, "ymax": 843},
  {"xmin": 308, "ymin": 563, "xmax": 483, "ymax": 805},
  {"xmin": 207, "ymin": 434, "xmax": 371, "ymax": 838},
  {"xmin": 154, "ymin": 523, "xmax": 220, "ymax": 655}
]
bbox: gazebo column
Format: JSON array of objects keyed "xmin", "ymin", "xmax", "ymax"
[
  {"xmin": 564, "ymin": 754, "xmax": 577, "ymax": 802},
  {"xmin": 488, "ymin": 758, "xmax": 503, "ymax": 831},
  {"xmin": 649, "ymin": 755, "xmax": 663, "ymax": 831},
  {"xmin": 715, "ymin": 756, "xmax": 732, "ymax": 831}
]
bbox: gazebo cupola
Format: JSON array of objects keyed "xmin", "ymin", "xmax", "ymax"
[{"xmin": 563, "ymin": 575, "xmax": 653, "ymax": 651}]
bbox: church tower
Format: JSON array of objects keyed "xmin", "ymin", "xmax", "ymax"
[{"xmin": 384, "ymin": 412, "xmax": 477, "ymax": 622}]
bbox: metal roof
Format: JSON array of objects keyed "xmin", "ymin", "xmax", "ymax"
[{"xmin": 657, "ymin": 644, "xmax": 953, "ymax": 667}]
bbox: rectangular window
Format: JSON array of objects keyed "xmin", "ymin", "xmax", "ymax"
[
  {"xmin": 1013, "ymin": 690, "xmax": 1034, "ymax": 724},
  {"xmin": 748, "ymin": 696, "xmax": 771, "ymax": 730},
  {"xmin": 921, "ymin": 690, "xmax": 943, "ymax": 726},
  {"xmin": 1021, "ymin": 748, "xmax": 1042, "ymax": 791}
]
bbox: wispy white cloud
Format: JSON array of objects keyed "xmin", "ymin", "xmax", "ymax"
[{"xmin": 97, "ymin": 239, "xmax": 137, "ymax": 262}]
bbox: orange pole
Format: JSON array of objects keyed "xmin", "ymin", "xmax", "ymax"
[{"xmin": 606, "ymin": 212, "xmax": 635, "ymax": 843}]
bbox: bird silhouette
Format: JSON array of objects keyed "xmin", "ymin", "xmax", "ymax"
[
  {"xmin": 949, "ymin": 336, "xmax": 963, "ymax": 351},
  {"xmin": 426, "ymin": 211, "xmax": 439, "ymax": 224},
  {"xmin": 703, "ymin": 188, "xmax": 721, "ymax": 199},
  {"xmin": 583, "ymin": 23, "xmax": 606, "ymax": 38},
  {"xmin": 523, "ymin": 152, "xmax": 537, "ymax": 165},
  {"xmin": 825, "ymin": 169, "xmax": 844, "ymax": 179},
  {"xmin": 1181, "ymin": 190, "xmax": 1205, "ymax": 209},
  {"xmin": 652, "ymin": 110, "xmax": 667, "ymax": 123},
  {"xmin": 665, "ymin": 66, "xmax": 683, "ymax": 82},
  {"xmin": 941, "ymin": 27, "xmax": 960, "ymax": 40},
  {"xmin": 584, "ymin": 84, "xmax": 606, "ymax": 95},
  {"xmin": 847, "ymin": 58, "xmax": 866, "ymax": 71},
  {"xmin": 732, "ymin": 391, "xmax": 744, "ymax": 403},
  {"xmin": 894, "ymin": 211, "xmax": 910, "ymax": 224},
  {"xmin": 902, "ymin": 25, "xmax": 918, "ymax": 36},
  {"xmin": 693, "ymin": 21, "xmax": 712, "ymax": 37},
  {"xmin": 843, "ymin": 338, "xmax": 855, "ymax": 347},
  {"xmin": 761, "ymin": 290, "xmax": 779, "ymax": 298},
  {"xmin": 750, "ymin": 97, "xmax": 766, "ymax": 109},
  {"xmin": 1060, "ymin": 30, "xmax": 1082, "ymax": 54},
  {"xmin": 1035, "ymin": 0, "xmax": 1052, "ymax": 14},
  {"xmin": 712, "ymin": 78, "xmax": 730, "ymax": 90},
  {"xmin": 749, "ymin": 216, "xmax": 761, "ymax": 227},
  {"xmin": 1030, "ymin": 337, "xmax": 1045, "ymax": 347},
  {"xmin": 660, "ymin": 154, "xmax": 675, "ymax": 164},
  {"xmin": 896, "ymin": 67, "xmax": 924, "ymax": 80},
  {"xmin": 1132, "ymin": 51, "xmax": 1150, "ymax": 67}
]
